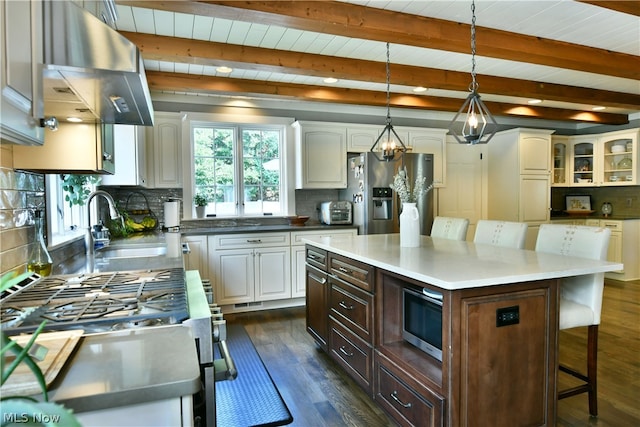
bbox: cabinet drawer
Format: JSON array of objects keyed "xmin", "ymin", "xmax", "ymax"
[
  {"xmin": 329, "ymin": 319, "xmax": 373, "ymax": 393},
  {"xmin": 329, "ymin": 279, "xmax": 374, "ymax": 343},
  {"xmin": 291, "ymin": 229, "xmax": 357, "ymax": 245},
  {"xmin": 212, "ymin": 232, "xmax": 290, "ymax": 249},
  {"xmin": 600, "ymin": 220, "xmax": 622, "ymax": 231},
  {"xmin": 329, "ymin": 253, "xmax": 374, "ymax": 292},
  {"xmin": 306, "ymin": 246, "xmax": 328, "ymax": 271},
  {"xmin": 375, "ymin": 356, "xmax": 444, "ymax": 427}
]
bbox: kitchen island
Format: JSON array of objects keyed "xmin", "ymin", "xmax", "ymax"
[{"xmin": 302, "ymin": 234, "xmax": 623, "ymax": 427}]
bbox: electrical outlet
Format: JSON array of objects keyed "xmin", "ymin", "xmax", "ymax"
[{"xmin": 627, "ymin": 198, "xmax": 633, "ymax": 207}]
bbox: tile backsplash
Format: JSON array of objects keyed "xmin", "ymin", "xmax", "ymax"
[
  {"xmin": 551, "ymin": 186, "xmax": 640, "ymax": 217},
  {"xmin": 0, "ymin": 153, "xmax": 45, "ymax": 277}
]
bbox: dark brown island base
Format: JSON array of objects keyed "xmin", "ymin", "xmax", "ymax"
[{"xmin": 303, "ymin": 234, "xmax": 622, "ymax": 427}]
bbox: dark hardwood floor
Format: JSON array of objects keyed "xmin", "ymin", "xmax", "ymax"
[{"xmin": 225, "ymin": 278, "xmax": 640, "ymax": 426}]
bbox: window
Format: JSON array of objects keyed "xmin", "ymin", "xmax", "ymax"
[
  {"xmin": 192, "ymin": 123, "xmax": 285, "ymax": 217},
  {"xmin": 45, "ymin": 174, "xmax": 97, "ymax": 247}
]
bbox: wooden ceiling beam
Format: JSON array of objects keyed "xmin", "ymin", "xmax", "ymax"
[
  {"xmin": 145, "ymin": 71, "xmax": 629, "ymax": 125},
  {"xmin": 122, "ymin": 32, "xmax": 640, "ymax": 111},
  {"xmin": 578, "ymin": 1, "xmax": 640, "ymax": 17},
  {"xmin": 117, "ymin": 0, "xmax": 639, "ymax": 81}
]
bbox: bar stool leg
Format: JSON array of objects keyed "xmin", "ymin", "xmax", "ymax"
[{"xmin": 587, "ymin": 324, "xmax": 598, "ymax": 417}]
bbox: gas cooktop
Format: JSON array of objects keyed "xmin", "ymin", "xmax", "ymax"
[{"xmin": 0, "ymin": 268, "xmax": 189, "ymax": 335}]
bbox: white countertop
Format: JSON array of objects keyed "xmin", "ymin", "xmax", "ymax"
[{"xmin": 302, "ymin": 234, "xmax": 624, "ymax": 290}]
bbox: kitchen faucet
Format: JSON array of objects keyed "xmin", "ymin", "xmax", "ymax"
[{"xmin": 85, "ymin": 190, "xmax": 121, "ymax": 256}]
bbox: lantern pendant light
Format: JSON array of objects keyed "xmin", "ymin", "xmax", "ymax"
[
  {"xmin": 448, "ymin": 0, "xmax": 497, "ymax": 145},
  {"xmin": 370, "ymin": 42, "xmax": 407, "ymax": 161}
]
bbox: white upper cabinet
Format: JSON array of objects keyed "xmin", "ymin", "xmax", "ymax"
[
  {"xmin": 321, "ymin": 122, "xmax": 447, "ymax": 187},
  {"xmin": 146, "ymin": 112, "xmax": 183, "ymax": 188},
  {"xmin": 554, "ymin": 128, "xmax": 638, "ymax": 187},
  {"xmin": 400, "ymin": 127, "xmax": 448, "ymax": 187},
  {"xmin": 102, "ymin": 125, "xmax": 147, "ymax": 186},
  {"xmin": 487, "ymin": 128, "xmax": 554, "ymax": 226},
  {"xmin": 293, "ymin": 121, "xmax": 347, "ymax": 189},
  {"xmin": 598, "ymin": 129, "xmax": 638, "ymax": 186},
  {"xmin": 0, "ymin": 0, "xmax": 44, "ymax": 145}
]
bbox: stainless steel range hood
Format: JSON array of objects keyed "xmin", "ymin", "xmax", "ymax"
[{"xmin": 42, "ymin": 1, "xmax": 154, "ymax": 126}]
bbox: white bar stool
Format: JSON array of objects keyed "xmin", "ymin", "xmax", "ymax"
[
  {"xmin": 535, "ymin": 223, "xmax": 612, "ymax": 416},
  {"xmin": 430, "ymin": 216, "xmax": 469, "ymax": 241},
  {"xmin": 473, "ymin": 220, "xmax": 528, "ymax": 249}
]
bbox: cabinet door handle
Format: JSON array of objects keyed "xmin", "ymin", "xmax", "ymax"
[
  {"xmin": 338, "ymin": 266, "xmax": 352, "ymax": 274},
  {"xmin": 339, "ymin": 301, "xmax": 354, "ymax": 310},
  {"xmin": 246, "ymin": 239, "xmax": 262, "ymax": 243},
  {"xmin": 339, "ymin": 346, "xmax": 353, "ymax": 357},
  {"xmin": 308, "ymin": 273, "xmax": 326, "ymax": 284},
  {"xmin": 390, "ymin": 391, "xmax": 412, "ymax": 409}
]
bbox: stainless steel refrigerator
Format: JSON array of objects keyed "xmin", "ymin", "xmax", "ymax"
[{"xmin": 340, "ymin": 152, "xmax": 434, "ymax": 235}]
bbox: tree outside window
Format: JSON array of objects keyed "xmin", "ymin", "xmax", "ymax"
[{"xmin": 193, "ymin": 124, "xmax": 284, "ymax": 216}]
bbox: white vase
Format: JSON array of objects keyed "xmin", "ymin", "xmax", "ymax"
[
  {"xmin": 195, "ymin": 206, "xmax": 206, "ymax": 219},
  {"xmin": 400, "ymin": 202, "xmax": 420, "ymax": 247}
]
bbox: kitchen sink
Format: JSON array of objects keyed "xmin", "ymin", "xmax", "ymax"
[{"xmin": 96, "ymin": 245, "xmax": 167, "ymax": 260}]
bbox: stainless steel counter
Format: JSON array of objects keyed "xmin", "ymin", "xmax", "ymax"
[{"xmin": 47, "ymin": 325, "xmax": 200, "ymax": 412}]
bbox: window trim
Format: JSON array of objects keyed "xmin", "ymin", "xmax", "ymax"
[
  {"xmin": 183, "ymin": 113, "xmax": 296, "ymax": 219},
  {"xmin": 45, "ymin": 174, "xmax": 96, "ymax": 249}
]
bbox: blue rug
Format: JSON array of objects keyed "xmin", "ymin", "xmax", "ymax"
[{"xmin": 215, "ymin": 323, "xmax": 293, "ymax": 427}]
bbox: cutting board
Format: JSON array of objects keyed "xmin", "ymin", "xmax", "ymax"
[{"xmin": 2, "ymin": 330, "xmax": 84, "ymax": 396}]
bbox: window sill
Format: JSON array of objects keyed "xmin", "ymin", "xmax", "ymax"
[{"xmin": 49, "ymin": 230, "xmax": 85, "ymax": 250}]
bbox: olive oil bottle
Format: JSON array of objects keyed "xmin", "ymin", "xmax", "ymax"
[{"xmin": 27, "ymin": 210, "xmax": 53, "ymax": 276}]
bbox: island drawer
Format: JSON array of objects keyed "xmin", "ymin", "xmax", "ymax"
[
  {"xmin": 329, "ymin": 319, "xmax": 373, "ymax": 393},
  {"xmin": 306, "ymin": 246, "xmax": 328, "ymax": 271},
  {"xmin": 329, "ymin": 277, "xmax": 374, "ymax": 343},
  {"xmin": 375, "ymin": 354, "xmax": 444, "ymax": 427},
  {"xmin": 329, "ymin": 253, "xmax": 374, "ymax": 292}
]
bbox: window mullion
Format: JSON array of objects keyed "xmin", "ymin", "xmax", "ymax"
[{"xmin": 235, "ymin": 126, "xmax": 244, "ymax": 216}]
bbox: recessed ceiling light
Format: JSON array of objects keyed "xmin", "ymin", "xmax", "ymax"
[
  {"xmin": 66, "ymin": 117, "xmax": 83, "ymax": 123},
  {"xmin": 592, "ymin": 106, "xmax": 606, "ymax": 111},
  {"xmin": 216, "ymin": 66, "xmax": 233, "ymax": 73},
  {"xmin": 527, "ymin": 99, "xmax": 543, "ymax": 105},
  {"xmin": 413, "ymin": 86, "xmax": 428, "ymax": 93},
  {"xmin": 324, "ymin": 77, "xmax": 338, "ymax": 83}
]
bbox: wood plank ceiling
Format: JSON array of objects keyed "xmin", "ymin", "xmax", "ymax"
[{"xmin": 114, "ymin": 0, "xmax": 640, "ymax": 125}]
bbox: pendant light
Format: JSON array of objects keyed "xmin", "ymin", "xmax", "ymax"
[
  {"xmin": 448, "ymin": 0, "xmax": 497, "ymax": 145},
  {"xmin": 370, "ymin": 42, "xmax": 406, "ymax": 161}
]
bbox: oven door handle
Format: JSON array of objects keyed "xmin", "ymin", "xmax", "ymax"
[{"xmin": 213, "ymin": 340, "xmax": 238, "ymax": 382}]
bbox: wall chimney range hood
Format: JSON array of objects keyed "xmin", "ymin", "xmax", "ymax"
[{"xmin": 42, "ymin": 1, "xmax": 154, "ymax": 126}]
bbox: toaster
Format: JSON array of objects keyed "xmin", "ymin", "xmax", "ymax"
[{"xmin": 319, "ymin": 201, "xmax": 352, "ymax": 225}]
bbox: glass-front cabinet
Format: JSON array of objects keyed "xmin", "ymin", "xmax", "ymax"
[
  {"xmin": 552, "ymin": 137, "xmax": 568, "ymax": 186},
  {"xmin": 601, "ymin": 130, "xmax": 636, "ymax": 186},
  {"xmin": 553, "ymin": 129, "xmax": 638, "ymax": 187},
  {"xmin": 570, "ymin": 136, "xmax": 597, "ymax": 186}
]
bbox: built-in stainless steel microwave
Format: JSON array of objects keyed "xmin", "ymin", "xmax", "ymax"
[{"xmin": 402, "ymin": 287, "xmax": 443, "ymax": 361}]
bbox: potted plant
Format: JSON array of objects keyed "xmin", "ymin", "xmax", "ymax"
[
  {"xmin": 194, "ymin": 194, "xmax": 207, "ymax": 219},
  {"xmin": 61, "ymin": 174, "xmax": 101, "ymax": 208},
  {"xmin": 1, "ymin": 319, "xmax": 81, "ymax": 426}
]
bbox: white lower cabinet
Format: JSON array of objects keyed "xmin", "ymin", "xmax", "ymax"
[
  {"xmin": 182, "ymin": 235, "xmax": 208, "ymax": 281},
  {"xmin": 554, "ymin": 219, "xmax": 639, "ymax": 281},
  {"xmin": 198, "ymin": 228, "xmax": 357, "ymax": 310},
  {"xmin": 588, "ymin": 219, "xmax": 639, "ymax": 280},
  {"xmin": 209, "ymin": 233, "xmax": 291, "ymax": 306}
]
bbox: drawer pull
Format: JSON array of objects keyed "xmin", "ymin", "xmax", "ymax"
[
  {"xmin": 339, "ymin": 346, "xmax": 354, "ymax": 357},
  {"xmin": 308, "ymin": 273, "xmax": 326, "ymax": 284},
  {"xmin": 391, "ymin": 391, "xmax": 412, "ymax": 409},
  {"xmin": 246, "ymin": 239, "xmax": 262, "ymax": 243},
  {"xmin": 339, "ymin": 301, "xmax": 354, "ymax": 310},
  {"xmin": 338, "ymin": 266, "xmax": 352, "ymax": 274}
]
